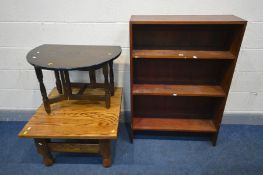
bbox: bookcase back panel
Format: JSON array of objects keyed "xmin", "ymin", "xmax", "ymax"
[
  {"xmin": 134, "ymin": 96, "xmax": 221, "ymax": 119},
  {"xmin": 133, "ymin": 59, "xmax": 230, "ymax": 85},
  {"xmin": 132, "ymin": 24, "xmax": 241, "ymax": 51}
]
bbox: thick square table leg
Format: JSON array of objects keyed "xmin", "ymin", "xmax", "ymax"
[
  {"xmin": 34, "ymin": 68, "xmax": 51, "ymax": 114},
  {"xmin": 99, "ymin": 140, "xmax": 112, "ymax": 168},
  {"xmin": 103, "ymin": 64, "xmax": 111, "ymax": 108},
  {"xmin": 34, "ymin": 139, "xmax": 54, "ymax": 166}
]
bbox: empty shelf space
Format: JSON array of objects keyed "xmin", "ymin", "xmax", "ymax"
[
  {"xmin": 132, "ymin": 50, "xmax": 235, "ymax": 59},
  {"xmin": 132, "ymin": 84, "xmax": 225, "ymax": 97},
  {"xmin": 133, "ymin": 117, "xmax": 217, "ymax": 133}
]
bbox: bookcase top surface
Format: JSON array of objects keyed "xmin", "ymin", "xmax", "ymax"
[{"xmin": 130, "ymin": 15, "xmax": 246, "ymax": 24}]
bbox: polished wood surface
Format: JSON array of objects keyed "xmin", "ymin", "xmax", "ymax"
[
  {"xmin": 133, "ymin": 118, "xmax": 217, "ymax": 133},
  {"xmin": 18, "ymin": 87, "xmax": 122, "ymax": 139},
  {"xmin": 132, "ymin": 84, "xmax": 225, "ymax": 97},
  {"xmin": 132, "ymin": 50, "xmax": 235, "ymax": 59},
  {"xmin": 130, "ymin": 15, "xmax": 246, "ymax": 24},
  {"xmin": 27, "ymin": 44, "xmax": 122, "ymax": 70}
]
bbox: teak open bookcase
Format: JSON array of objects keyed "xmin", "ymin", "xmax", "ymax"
[{"xmin": 129, "ymin": 15, "xmax": 247, "ymax": 145}]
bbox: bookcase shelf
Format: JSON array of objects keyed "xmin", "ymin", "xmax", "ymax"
[
  {"xmin": 132, "ymin": 50, "xmax": 235, "ymax": 59},
  {"xmin": 132, "ymin": 84, "xmax": 225, "ymax": 97},
  {"xmin": 130, "ymin": 15, "xmax": 247, "ymax": 146},
  {"xmin": 133, "ymin": 118, "xmax": 217, "ymax": 133}
]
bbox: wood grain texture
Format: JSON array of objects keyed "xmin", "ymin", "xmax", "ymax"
[
  {"xmin": 132, "ymin": 50, "xmax": 235, "ymax": 59},
  {"xmin": 130, "ymin": 15, "xmax": 246, "ymax": 24},
  {"xmin": 48, "ymin": 143, "xmax": 100, "ymax": 153},
  {"xmin": 133, "ymin": 84, "xmax": 225, "ymax": 97},
  {"xmin": 133, "ymin": 118, "xmax": 217, "ymax": 133},
  {"xmin": 18, "ymin": 87, "xmax": 122, "ymax": 139}
]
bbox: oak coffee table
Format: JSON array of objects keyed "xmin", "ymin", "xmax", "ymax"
[
  {"xmin": 19, "ymin": 87, "xmax": 122, "ymax": 167},
  {"xmin": 27, "ymin": 44, "xmax": 122, "ymax": 113}
]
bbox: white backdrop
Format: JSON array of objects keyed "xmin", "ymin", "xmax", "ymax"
[{"xmin": 0, "ymin": 0, "xmax": 262, "ymax": 114}]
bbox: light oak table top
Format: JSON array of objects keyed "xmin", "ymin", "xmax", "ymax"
[{"xmin": 18, "ymin": 87, "xmax": 122, "ymax": 139}]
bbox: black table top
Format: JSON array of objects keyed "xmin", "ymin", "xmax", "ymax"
[{"xmin": 27, "ymin": 44, "xmax": 122, "ymax": 70}]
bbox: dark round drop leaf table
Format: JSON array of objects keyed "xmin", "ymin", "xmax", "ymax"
[
  {"xmin": 27, "ymin": 44, "xmax": 122, "ymax": 113},
  {"xmin": 27, "ymin": 44, "xmax": 122, "ymax": 70}
]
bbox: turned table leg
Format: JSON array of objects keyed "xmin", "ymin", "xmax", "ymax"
[
  {"xmin": 35, "ymin": 68, "xmax": 51, "ymax": 114},
  {"xmin": 89, "ymin": 70, "xmax": 96, "ymax": 88},
  {"xmin": 59, "ymin": 70, "xmax": 68, "ymax": 98},
  {"xmin": 103, "ymin": 64, "xmax": 111, "ymax": 108},
  {"xmin": 64, "ymin": 70, "xmax": 72, "ymax": 96},
  {"xmin": 34, "ymin": 139, "xmax": 54, "ymax": 166},
  {"xmin": 59, "ymin": 70, "xmax": 72, "ymax": 99},
  {"xmin": 54, "ymin": 70, "xmax": 62, "ymax": 94},
  {"xmin": 99, "ymin": 140, "xmax": 112, "ymax": 168},
  {"xmin": 109, "ymin": 61, "xmax": 114, "ymax": 96}
]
